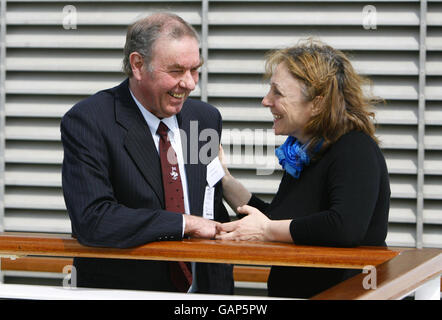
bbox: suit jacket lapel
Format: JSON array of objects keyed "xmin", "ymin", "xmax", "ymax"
[
  {"xmin": 114, "ymin": 79, "xmax": 164, "ymax": 206},
  {"xmin": 178, "ymin": 102, "xmax": 206, "ymax": 217}
]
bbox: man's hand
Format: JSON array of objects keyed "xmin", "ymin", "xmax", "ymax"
[{"xmin": 184, "ymin": 215, "xmax": 220, "ymax": 239}]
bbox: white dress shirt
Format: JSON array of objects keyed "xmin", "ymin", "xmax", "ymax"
[{"xmin": 129, "ymin": 90, "xmax": 197, "ymax": 292}]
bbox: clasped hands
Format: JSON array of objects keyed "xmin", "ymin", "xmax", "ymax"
[{"xmin": 184, "ymin": 205, "xmax": 270, "ymax": 241}]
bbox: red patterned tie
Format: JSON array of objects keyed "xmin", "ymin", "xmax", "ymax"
[{"xmin": 157, "ymin": 121, "xmax": 192, "ymax": 292}]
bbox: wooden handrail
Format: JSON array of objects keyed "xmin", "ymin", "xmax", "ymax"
[
  {"xmin": 0, "ymin": 232, "xmax": 402, "ymax": 269},
  {"xmin": 311, "ymin": 248, "xmax": 442, "ymax": 300},
  {"xmin": 1, "ymin": 232, "xmax": 440, "ymax": 299}
]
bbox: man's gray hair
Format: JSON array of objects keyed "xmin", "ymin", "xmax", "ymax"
[{"xmin": 122, "ymin": 12, "xmax": 200, "ymax": 77}]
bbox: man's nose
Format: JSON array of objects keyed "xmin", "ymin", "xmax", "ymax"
[{"xmin": 180, "ymin": 71, "xmax": 197, "ymax": 91}]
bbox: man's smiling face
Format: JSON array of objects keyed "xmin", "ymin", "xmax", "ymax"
[{"xmin": 135, "ymin": 35, "xmax": 202, "ymax": 118}]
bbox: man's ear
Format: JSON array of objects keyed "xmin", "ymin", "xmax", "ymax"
[{"xmin": 129, "ymin": 52, "xmax": 145, "ymax": 81}]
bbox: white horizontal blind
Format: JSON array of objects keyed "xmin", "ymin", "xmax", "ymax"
[{"xmin": 1, "ymin": 0, "xmax": 441, "ymax": 255}]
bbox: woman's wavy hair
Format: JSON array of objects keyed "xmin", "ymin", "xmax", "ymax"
[{"xmin": 264, "ymin": 38, "xmax": 383, "ymax": 156}]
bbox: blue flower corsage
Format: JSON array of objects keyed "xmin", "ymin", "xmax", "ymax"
[{"xmin": 275, "ymin": 136, "xmax": 322, "ymax": 179}]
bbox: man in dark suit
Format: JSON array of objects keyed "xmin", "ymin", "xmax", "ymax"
[{"xmin": 60, "ymin": 13, "xmax": 233, "ymax": 294}]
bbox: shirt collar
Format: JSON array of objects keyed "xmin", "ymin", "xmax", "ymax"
[{"xmin": 129, "ymin": 89, "xmax": 178, "ymax": 136}]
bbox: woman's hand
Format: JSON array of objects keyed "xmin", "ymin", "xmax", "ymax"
[
  {"xmin": 218, "ymin": 144, "xmax": 230, "ymax": 177},
  {"xmin": 215, "ymin": 205, "xmax": 271, "ymax": 241}
]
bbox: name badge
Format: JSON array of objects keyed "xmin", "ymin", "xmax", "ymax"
[
  {"xmin": 203, "ymin": 186, "xmax": 215, "ymax": 220},
  {"xmin": 206, "ymin": 157, "xmax": 225, "ymax": 188},
  {"xmin": 203, "ymin": 157, "xmax": 225, "ymax": 219}
]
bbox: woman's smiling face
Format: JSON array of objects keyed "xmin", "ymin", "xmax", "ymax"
[{"xmin": 262, "ymin": 62, "xmax": 314, "ymax": 143}]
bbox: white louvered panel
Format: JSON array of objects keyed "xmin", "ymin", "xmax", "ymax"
[
  {"xmin": 377, "ymin": 126, "xmax": 417, "ymax": 149},
  {"xmin": 6, "ymin": 49, "xmax": 124, "ymax": 72},
  {"xmin": 5, "ymin": 73, "xmax": 200, "ymax": 96},
  {"xmin": 375, "ymin": 102, "xmax": 418, "ymax": 125},
  {"xmin": 426, "ymin": 27, "xmax": 442, "ymax": 51},
  {"xmin": 5, "ymin": 164, "xmax": 61, "ymax": 187},
  {"xmin": 218, "ymin": 105, "xmax": 273, "ymax": 122},
  {"xmin": 222, "ymin": 146, "xmax": 280, "ymax": 172},
  {"xmin": 383, "ymin": 149, "xmax": 417, "ymax": 174},
  {"xmin": 390, "ymin": 175, "xmax": 417, "ymax": 199},
  {"xmin": 424, "ymin": 176, "xmax": 442, "ymax": 200},
  {"xmin": 7, "ymin": 26, "xmax": 126, "ymax": 49},
  {"xmin": 5, "ymin": 72, "xmax": 122, "ymax": 95},
  {"xmin": 216, "ymin": 99, "xmax": 419, "ymax": 124},
  {"xmin": 426, "ymin": 52, "xmax": 442, "ymax": 76},
  {"xmin": 424, "ymin": 200, "xmax": 442, "ymax": 224},
  {"xmin": 6, "ymin": 2, "xmax": 202, "ymax": 26},
  {"xmin": 5, "ymin": 95, "xmax": 77, "ymax": 118},
  {"xmin": 425, "ymin": 101, "xmax": 442, "ymax": 125},
  {"xmin": 209, "ymin": 26, "xmax": 419, "ymax": 51},
  {"xmin": 369, "ymin": 76, "xmax": 418, "ymax": 100},
  {"xmin": 6, "ymin": 25, "xmax": 201, "ymax": 49},
  {"xmin": 348, "ymin": 52, "xmax": 419, "ymax": 76},
  {"xmin": 4, "ymin": 210, "xmax": 70, "ymax": 233},
  {"xmin": 209, "ymin": 75, "xmax": 269, "ymax": 98},
  {"xmin": 426, "ymin": 0, "xmax": 442, "ymax": 249},
  {"xmin": 425, "ymin": 126, "xmax": 442, "ymax": 150},
  {"xmin": 209, "ymin": 50, "xmax": 266, "ymax": 74},
  {"xmin": 209, "ymin": 50, "xmax": 419, "ymax": 76},
  {"xmin": 427, "ymin": 2, "xmax": 442, "ymax": 27},
  {"xmin": 4, "ymin": 187, "xmax": 65, "ymax": 210},
  {"xmin": 222, "ymin": 125, "xmax": 286, "ymax": 147},
  {"xmin": 423, "ymin": 225, "xmax": 442, "ymax": 249},
  {"xmin": 5, "ymin": 141, "xmax": 63, "ymax": 164},
  {"xmin": 386, "ymin": 224, "xmax": 416, "ymax": 247},
  {"xmin": 6, "ymin": 118, "xmax": 61, "ymax": 141},
  {"xmin": 389, "ymin": 199, "xmax": 416, "ymax": 223},
  {"xmin": 209, "ymin": 2, "xmax": 419, "ymax": 26},
  {"xmin": 209, "ymin": 75, "xmax": 418, "ymax": 100},
  {"xmin": 425, "ymin": 151, "xmax": 442, "ymax": 175},
  {"xmin": 426, "ymin": 77, "xmax": 442, "ymax": 100},
  {"xmin": 230, "ymin": 170, "xmax": 282, "ymax": 195}
]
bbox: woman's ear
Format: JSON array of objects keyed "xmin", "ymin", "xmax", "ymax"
[
  {"xmin": 129, "ymin": 52, "xmax": 145, "ymax": 81},
  {"xmin": 311, "ymin": 96, "xmax": 323, "ymax": 116}
]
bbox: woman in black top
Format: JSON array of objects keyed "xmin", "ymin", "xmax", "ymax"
[{"xmin": 216, "ymin": 39, "xmax": 391, "ymax": 298}]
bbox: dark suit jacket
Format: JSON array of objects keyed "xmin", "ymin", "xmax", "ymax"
[{"xmin": 60, "ymin": 79, "xmax": 233, "ymax": 294}]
